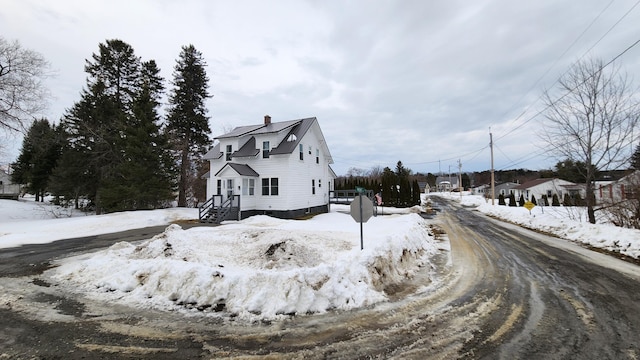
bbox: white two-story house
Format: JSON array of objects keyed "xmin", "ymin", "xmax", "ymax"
[{"xmin": 201, "ymin": 115, "xmax": 335, "ymax": 222}]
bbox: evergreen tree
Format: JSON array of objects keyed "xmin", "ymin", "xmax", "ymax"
[
  {"xmin": 395, "ymin": 161, "xmax": 412, "ymax": 207},
  {"xmin": 541, "ymin": 194, "xmax": 549, "ymax": 206},
  {"xmin": 552, "ymin": 194, "xmax": 560, "ymax": 206},
  {"xmin": 49, "ymin": 144, "xmax": 90, "ymax": 209},
  {"xmin": 380, "ymin": 167, "xmax": 395, "ymax": 206},
  {"xmin": 508, "ymin": 193, "xmax": 517, "ymax": 207},
  {"xmin": 498, "ymin": 193, "xmax": 506, "ymax": 205},
  {"xmin": 11, "ymin": 118, "xmax": 61, "ymax": 201},
  {"xmin": 166, "ymin": 44, "xmax": 212, "ymax": 207},
  {"xmin": 563, "ymin": 193, "xmax": 573, "ymax": 206},
  {"xmin": 412, "ymin": 179, "xmax": 421, "ymax": 205},
  {"xmin": 518, "ymin": 194, "xmax": 525, "ymax": 207},
  {"xmin": 101, "ymin": 60, "xmax": 175, "ymax": 211},
  {"xmin": 59, "ymin": 39, "xmax": 173, "ymax": 213},
  {"xmin": 531, "ymin": 195, "xmax": 537, "ymax": 205}
]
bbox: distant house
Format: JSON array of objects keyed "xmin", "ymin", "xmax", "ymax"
[
  {"xmin": 202, "ymin": 116, "xmax": 335, "ymax": 222},
  {"xmin": 471, "ymin": 184, "xmax": 490, "ymax": 196},
  {"xmin": 417, "ymin": 181, "xmax": 429, "ymax": 193},
  {"xmin": 514, "ymin": 178, "xmax": 583, "ymax": 202},
  {"xmin": 0, "ymin": 169, "xmax": 20, "ymax": 200},
  {"xmin": 436, "ymin": 175, "xmax": 458, "ymax": 192},
  {"xmin": 596, "ymin": 170, "xmax": 640, "ymax": 205},
  {"xmin": 494, "ymin": 182, "xmax": 519, "ymax": 197}
]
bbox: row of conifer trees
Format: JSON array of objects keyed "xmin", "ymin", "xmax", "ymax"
[{"xmin": 11, "ymin": 39, "xmax": 212, "ymax": 214}]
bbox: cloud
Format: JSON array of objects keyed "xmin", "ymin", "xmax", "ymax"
[{"xmin": 1, "ymin": 0, "xmax": 639, "ymax": 175}]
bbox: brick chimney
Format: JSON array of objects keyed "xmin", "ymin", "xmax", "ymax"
[{"xmin": 264, "ymin": 115, "xmax": 271, "ymax": 125}]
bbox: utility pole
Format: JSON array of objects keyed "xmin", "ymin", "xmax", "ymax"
[
  {"xmin": 448, "ymin": 165, "xmax": 453, "ymax": 193},
  {"xmin": 490, "ymin": 131, "xmax": 495, "ymax": 205},
  {"xmin": 458, "ymin": 159, "xmax": 462, "ymax": 200}
]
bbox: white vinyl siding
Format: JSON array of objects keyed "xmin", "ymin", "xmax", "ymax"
[{"xmin": 207, "ymin": 120, "xmax": 335, "ymax": 213}]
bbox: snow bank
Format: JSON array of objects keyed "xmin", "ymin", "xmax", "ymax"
[{"xmin": 51, "ymin": 212, "xmax": 445, "ymax": 321}]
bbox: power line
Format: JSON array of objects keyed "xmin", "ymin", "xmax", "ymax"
[
  {"xmin": 494, "ymin": 0, "xmax": 616, "ymax": 139},
  {"xmin": 495, "ymin": 0, "xmax": 640, "ymax": 142}
]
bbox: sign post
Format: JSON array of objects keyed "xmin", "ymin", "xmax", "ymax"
[
  {"xmin": 350, "ymin": 187, "xmax": 374, "ymax": 250},
  {"xmin": 523, "ymin": 200, "xmax": 535, "ymax": 215}
]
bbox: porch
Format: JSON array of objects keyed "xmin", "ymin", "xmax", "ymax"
[{"xmin": 199, "ymin": 195, "xmax": 241, "ymax": 224}]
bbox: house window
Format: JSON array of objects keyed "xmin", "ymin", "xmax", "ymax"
[
  {"xmin": 547, "ymin": 190, "xmax": 552, "ymax": 197},
  {"xmin": 312, "ymin": 179, "xmax": 315, "ymax": 195},
  {"xmin": 261, "ymin": 178, "xmax": 279, "ymax": 195},
  {"xmin": 226, "ymin": 145, "xmax": 232, "ymax": 161},
  {"xmin": 316, "ymin": 149, "xmax": 319, "ymax": 164},
  {"xmin": 242, "ymin": 179, "xmax": 255, "ymax": 196},
  {"xmin": 299, "ymin": 144, "xmax": 304, "ymax": 160},
  {"xmin": 262, "ymin": 141, "xmax": 270, "ymax": 159},
  {"xmin": 217, "ymin": 180, "xmax": 222, "ymax": 195},
  {"xmin": 318, "ymin": 179, "xmax": 321, "ymax": 188}
]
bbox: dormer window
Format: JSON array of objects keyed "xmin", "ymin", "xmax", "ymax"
[
  {"xmin": 287, "ymin": 134, "xmax": 297, "ymax": 142},
  {"xmin": 262, "ymin": 141, "xmax": 270, "ymax": 158},
  {"xmin": 225, "ymin": 145, "xmax": 232, "ymax": 161}
]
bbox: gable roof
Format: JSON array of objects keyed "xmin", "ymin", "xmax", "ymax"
[
  {"xmin": 270, "ymin": 118, "xmax": 315, "ymax": 155},
  {"xmin": 515, "ymin": 178, "xmax": 578, "ymax": 190},
  {"xmin": 214, "ymin": 117, "xmax": 332, "ymax": 163},
  {"xmin": 214, "ymin": 163, "xmax": 260, "ymax": 177},
  {"xmin": 232, "ymin": 136, "xmax": 260, "ymax": 157},
  {"xmin": 514, "ymin": 178, "xmax": 554, "ymax": 190},
  {"xmin": 215, "ymin": 119, "xmax": 303, "ymax": 140}
]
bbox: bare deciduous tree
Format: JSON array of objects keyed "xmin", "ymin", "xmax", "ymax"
[
  {"xmin": 540, "ymin": 58, "xmax": 640, "ymax": 224},
  {"xmin": 0, "ymin": 37, "xmax": 51, "ymax": 133}
]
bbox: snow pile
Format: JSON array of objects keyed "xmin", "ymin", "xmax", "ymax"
[
  {"xmin": 436, "ymin": 193, "xmax": 640, "ymax": 259},
  {"xmin": 51, "ymin": 212, "xmax": 445, "ymax": 320}
]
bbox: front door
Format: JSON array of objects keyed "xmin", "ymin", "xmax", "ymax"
[{"xmin": 226, "ymin": 179, "xmax": 234, "ymax": 200}]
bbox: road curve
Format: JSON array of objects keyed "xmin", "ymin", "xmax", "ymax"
[{"xmin": 1, "ymin": 200, "xmax": 640, "ymax": 359}]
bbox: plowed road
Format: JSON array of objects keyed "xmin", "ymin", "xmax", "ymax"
[{"xmin": 1, "ymin": 198, "xmax": 639, "ymax": 359}]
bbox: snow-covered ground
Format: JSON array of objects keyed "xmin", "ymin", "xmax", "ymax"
[
  {"xmin": 2, "ymin": 192, "xmax": 639, "ymax": 321},
  {"xmin": 0, "ymin": 197, "xmax": 446, "ymax": 321}
]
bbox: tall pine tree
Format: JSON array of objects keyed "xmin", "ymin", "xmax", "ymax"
[
  {"xmin": 58, "ymin": 39, "xmax": 173, "ymax": 213},
  {"xmin": 11, "ymin": 118, "xmax": 61, "ymax": 201},
  {"xmin": 166, "ymin": 45, "xmax": 212, "ymax": 207}
]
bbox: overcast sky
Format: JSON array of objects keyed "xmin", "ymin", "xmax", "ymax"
[{"xmin": 1, "ymin": 0, "xmax": 639, "ymax": 176}]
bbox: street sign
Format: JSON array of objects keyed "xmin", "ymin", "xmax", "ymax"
[
  {"xmin": 524, "ymin": 200, "xmax": 535, "ymax": 214},
  {"xmin": 350, "ymin": 196, "xmax": 374, "ymax": 223},
  {"xmin": 351, "ymin": 194, "xmax": 374, "ymax": 250},
  {"xmin": 523, "ymin": 201, "xmax": 535, "ymax": 211}
]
